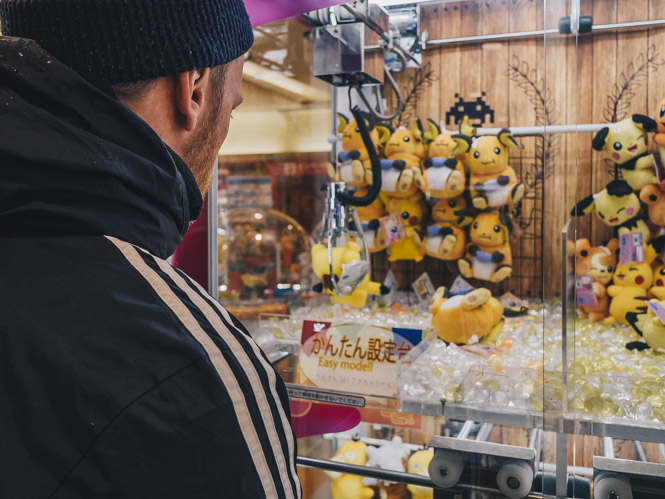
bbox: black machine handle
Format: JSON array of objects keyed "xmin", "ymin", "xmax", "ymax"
[{"xmin": 337, "ymin": 106, "xmax": 382, "ymax": 207}]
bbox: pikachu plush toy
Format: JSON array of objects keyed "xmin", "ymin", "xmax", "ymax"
[
  {"xmin": 592, "ymin": 114, "xmax": 658, "ymax": 191},
  {"xmin": 326, "ymin": 439, "xmax": 375, "ymax": 499},
  {"xmin": 384, "ymin": 193, "xmax": 428, "ymax": 262},
  {"xmin": 423, "ymin": 196, "xmax": 472, "ymax": 260}
]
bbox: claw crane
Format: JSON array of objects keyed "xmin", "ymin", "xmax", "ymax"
[{"xmin": 305, "ymin": 0, "xmax": 415, "ymax": 303}]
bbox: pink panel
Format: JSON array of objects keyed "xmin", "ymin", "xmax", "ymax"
[{"xmin": 245, "ymin": 0, "xmax": 348, "ymax": 27}]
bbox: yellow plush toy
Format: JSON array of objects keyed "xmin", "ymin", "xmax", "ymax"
[
  {"xmin": 330, "ymin": 114, "xmax": 389, "ymax": 224},
  {"xmin": 571, "ymin": 179, "xmax": 651, "ymax": 243},
  {"xmin": 378, "ymin": 118, "xmax": 437, "ymax": 198},
  {"xmin": 406, "ymin": 449, "xmax": 435, "ymax": 499},
  {"xmin": 383, "ymin": 193, "xmax": 428, "ymax": 262},
  {"xmin": 649, "ymin": 264, "xmax": 665, "ymax": 300},
  {"xmin": 653, "ymin": 98, "xmax": 665, "ymax": 167},
  {"xmin": 625, "ymin": 299, "xmax": 665, "ymax": 351},
  {"xmin": 592, "ymin": 114, "xmax": 658, "ymax": 191},
  {"xmin": 429, "ymin": 286, "xmax": 504, "ymax": 344},
  {"xmin": 606, "ymin": 236, "xmax": 665, "ymax": 324},
  {"xmin": 458, "ymin": 211, "xmax": 513, "ymax": 283},
  {"xmin": 450, "ymin": 129, "xmax": 525, "ymax": 210},
  {"xmin": 311, "ymin": 241, "xmax": 387, "ymax": 307},
  {"xmin": 422, "ymin": 120, "xmax": 466, "ymax": 199},
  {"xmin": 326, "ymin": 440, "xmax": 375, "ymax": 499},
  {"xmin": 423, "ymin": 196, "xmax": 471, "ymax": 260}
]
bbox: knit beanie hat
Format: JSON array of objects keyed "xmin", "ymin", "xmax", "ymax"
[{"xmin": 0, "ymin": 0, "xmax": 254, "ymax": 85}]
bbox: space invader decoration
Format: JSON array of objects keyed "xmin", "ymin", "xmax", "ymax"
[{"xmin": 445, "ymin": 92, "xmax": 495, "ymax": 127}]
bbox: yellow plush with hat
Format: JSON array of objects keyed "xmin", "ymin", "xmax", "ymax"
[
  {"xmin": 311, "ymin": 241, "xmax": 387, "ymax": 308},
  {"xmin": 571, "ymin": 179, "xmax": 651, "ymax": 243},
  {"xmin": 591, "ymin": 114, "xmax": 658, "ymax": 191},
  {"xmin": 429, "ymin": 286, "xmax": 504, "ymax": 344},
  {"xmin": 326, "ymin": 439, "xmax": 374, "ymax": 499}
]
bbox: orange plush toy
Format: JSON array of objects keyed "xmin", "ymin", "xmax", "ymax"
[
  {"xmin": 568, "ymin": 238, "xmax": 618, "ymax": 322},
  {"xmin": 639, "ymin": 184, "xmax": 665, "ymax": 227}
]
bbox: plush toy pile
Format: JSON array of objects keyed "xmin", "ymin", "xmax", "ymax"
[
  {"xmin": 319, "ymin": 113, "xmax": 526, "ymax": 342},
  {"xmin": 570, "ymin": 109, "xmax": 665, "ymax": 351}
]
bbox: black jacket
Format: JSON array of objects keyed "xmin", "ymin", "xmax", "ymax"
[{"xmin": 0, "ymin": 36, "xmax": 300, "ymax": 499}]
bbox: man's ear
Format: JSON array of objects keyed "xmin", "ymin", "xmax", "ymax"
[{"xmin": 175, "ymin": 68, "xmax": 211, "ymax": 132}]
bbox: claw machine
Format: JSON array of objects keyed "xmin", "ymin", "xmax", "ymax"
[{"xmin": 180, "ymin": 1, "xmax": 665, "ymax": 497}]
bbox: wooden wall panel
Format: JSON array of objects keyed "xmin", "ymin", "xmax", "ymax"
[{"xmin": 384, "ymin": 0, "xmax": 665, "ymax": 299}]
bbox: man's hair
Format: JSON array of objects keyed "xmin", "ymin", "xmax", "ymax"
[{"xmin": 111, "ymin": 65, "xmax": 228, "ymax": 103}]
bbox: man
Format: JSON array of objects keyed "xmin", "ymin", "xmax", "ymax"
[{"xmin": 0, "ymin": 1, "xmax": 300, "ymax": 497}]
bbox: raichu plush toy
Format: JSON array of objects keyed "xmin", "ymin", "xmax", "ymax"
[
  {"xmin": 326, "ymin": 439, "xmax": 375, "ymax": 499},
  {"xmin": 450, "ymin": 129, "xmax": 525, "ymax": 210},
  {"xmin": 422, "ymin": 120, "xmax": 466, "ymax": 199},
  {"xmin": 363, "ymin": 437, "xmax": 410, "ymax": 499},
  {"xmin": 423, "ymin": 196, "xmax": 472, "ymax": 260},
  {"xmin": 654, "ymin": 99, "xmax": 665, "ymax": 167},
  {"xmin": 639, "ymin": 184, "xmax": 665, "ymax": 227},
  {"xmin": 383, "ymin": 192, "xmax": 428, "ymax": 262},
  {"xmin": 458, "ymin": 211, "xmax": 513, "ymax": 283},
  {"xmin": 329, "ymin": 112, "xmax": 390, "ymax": 187},
  {"xmin": 592, "ymin": 114, "xmax": 658, "ymax": 191},
  {"xmin": 604, "ymin": 237, "xmax": 665, "ymax": 324},
  {"xmin": 378, "ymin": 118, "xmax": 437, "ymax": 198},
  {"xmin": 406, "ymin": 449, "xmax": 435, "ymax": 499},
  {"xmin": 429, "ymin": 286, "xmax": 504, "ymax": 344},
  {"xmin": 568, "ymin": 238, "xmax": 618, "ymax": 322},
  {"xmin": 311, "ymin": 241, "xmax": 388, "ymax": 307},
  {"xmin": 571, "ymin": 179, "xmax": 651, "ymax": 243}
]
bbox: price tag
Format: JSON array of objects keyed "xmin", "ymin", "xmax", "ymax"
[
  {"xmin": 380, "ymin": 213, "xmax": 406, "ymax": 247},
  {"xmin": 338, "ymin": 261, "xmax": 369, "ymax": 294},
  {"xmin": 450, "ymin": 275, "xmax": 474, "ymax": 295},
  {"xmin": 646, "ymin": 300, "xmax": 665, "ymax": 325},
  {"xmin": 412, "ymin": 272, "xmax": 435, "ymax": 304},
  {"xmin": 575, "ymin": 275, "xmax": 598, "ymax": 306},
  {"xmin": 619, "ymin": 232, "xmax": 644, "ymax": 265}
]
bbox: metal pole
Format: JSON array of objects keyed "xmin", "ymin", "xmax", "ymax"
[
  {"xmin": 602, "ymin": 437, "xmax": 615, "ymax": 459},
  {"xmin": 634, "ymin": 441, "xmax": 648, "ymax": 462},
  {"xmin": 457, "ymin": 420, "xmax": 476, "ymax": 440},
  {"xmin": 420, "ymin": 19, "xmax": 665, "ymax": 48},
  {"xmin": 207, "ymin": 159, "xmax": 219, "ymax": 297},
  {"xmin": 659, "ymin": 443, "xmax": 665, "ymax": 463}
]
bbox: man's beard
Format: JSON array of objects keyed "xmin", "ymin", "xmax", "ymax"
[{"xmin": 181, "ymin": 102, "xmax": 224, "ymax": 196}]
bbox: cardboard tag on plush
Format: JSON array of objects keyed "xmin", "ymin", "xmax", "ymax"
[
  {"xmin": 450, "ymin": 275, "xmax": 474, "ymax": 295},
  {"xmin": 500, "ymin": 292, "xmax": 528, "ymax": 309},
  {"xmin": 575, "ymin": 275, "xmax": 598, "ymax": 307},
  {"xmin": 646, "ymin": 300, "xmax": 665, "ymax": 325},
  {"xmin": 382, "ymin": 270, "xmax": 398, "ymax": 305},
  {"xmin": 380, "ymin": 213, "xmax": 406, "ymax": 247},
  {"xmin": 412, "ymin": 272, "xmax": 435, "ymax": 304},
  {"xmin": 338, "ymin": 261, "xmax": 369, "ymax": 294},
  {"xmin": 619, "ymin": 232, "xmax": 644, "ymax": 265}
]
